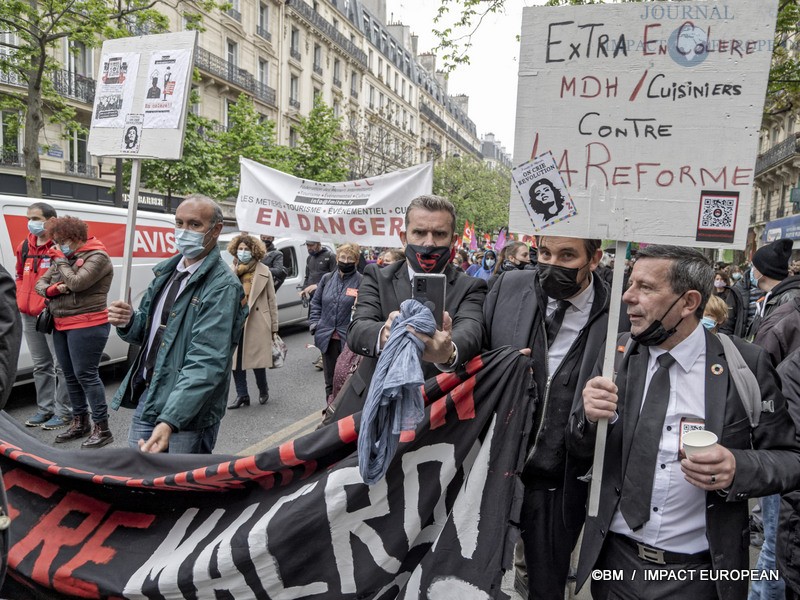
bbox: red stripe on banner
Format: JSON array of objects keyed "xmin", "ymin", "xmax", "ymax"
[
  {"xmin": 4, "ymin": 469, "xmax": 59, "ymax": 520},
  {"xmin": 435, "ymin": 371, "xmax": 460, "ymax": 393},
  {"xmin": 451, "ymin": 377, "xmax": 477, "ymax": 421},
  {"xmin": 465, "ymin": 355, "xmax": 485, "ymax": 376},
  {"xmin": 278, "ymin": 467, "xmax": 294, "ymax": 486},
  {"xmin": 257, "ymin": 473, "xmax": 276, "ymax": 490},
  {"xmin": 337, "ymin": 415, "xmax": 357, "ymax": 443},
  {"xmin": 399, "ymin": 430, "xmax": 415, "ymax": 443},
  {"xmin": 233, "ymin": 456, "xmax": 276, "ymax": 478},
  {"xmin": 279, "ymin": 441, "xmax": 303, "ymax": 466},
  {"xmin": 302, "ymin": 460, "xmax": 318, "ymax": 479},
  {"xmin": 430, "ymin": 397, "xmax": 447, "ymax": 430}
]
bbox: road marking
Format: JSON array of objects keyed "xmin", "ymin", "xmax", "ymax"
[{"xmin": 236, "ymin": 410, "xmax": 322, "ymax": 456}]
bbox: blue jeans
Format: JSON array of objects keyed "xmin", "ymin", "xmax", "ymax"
[
  {"xmin": 128, "ymin": 389, "xmax": 220, "ymax": 454},
  {"xmin": 52, "ymin": 323, "xmax": 110, "ymax": 423},
  {"xmin": 750, "ymin": 494, "xmax": 786, "ymax": 600},
  {"xmin": 21, "ymin": 314, "xmax": 71, "ymax": 418},
  {"xmin": 232, "ymin": 368, "xmax": 267, "ymax": 397}
]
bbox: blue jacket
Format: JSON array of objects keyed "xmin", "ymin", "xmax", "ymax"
[
  {"xmin": 310, "ymin": 269, "xmax": 362, "ymax": 353},
  {"xmin": 111, "ymin": 247, "xmax": 247, "ymax": 431}
]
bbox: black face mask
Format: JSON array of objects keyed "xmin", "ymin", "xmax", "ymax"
[
  {"xmin": 538, "ymin": 262, "xmax": 588, "ymax": 300},
  {"xmin": 405, "ymin": 243, "xmax": 451, "ymax": 274},
  {"xmin": 630, "ymin": 293, "xmax": 685, "ymax": 347},
  {"xmin": 338, "ymin": 261, "xmax": 356, "ymax": 275},
  {"xmin": 503, "ymin": 259, "xmax": 525, "ymax": 272}
]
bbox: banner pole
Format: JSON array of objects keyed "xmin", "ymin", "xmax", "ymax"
[
  {"xmin": 587, "ymin": 239, "xmax": 627, "ymax": 517},
  {"xmin": 119, "ymin": 158, "xmax": 141, "ymax": 303}
]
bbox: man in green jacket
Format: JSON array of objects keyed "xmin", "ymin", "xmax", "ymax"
[{"xmin": 108, "ymin": 195, "xmax": 247, "ymax": 453}]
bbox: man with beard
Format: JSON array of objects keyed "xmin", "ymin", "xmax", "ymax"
[
  {"xmin": 259, "ymin": 235, "xmax": 287, "ymax": 290},
  {"xmin": 325, "ymin": 195, "xmax": 486, "ymax": 421},
  {"xmin": 484, "ymin": 236, "xmax": 609, "ymax": 600},
  {"xmin": 529, "ymin": 178, "xmax": 566, "ymax": 220}
]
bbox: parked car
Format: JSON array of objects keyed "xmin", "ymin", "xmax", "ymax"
[{"xmin": 0, "ymin": 195, "xmax": 176, "ymax": 384}]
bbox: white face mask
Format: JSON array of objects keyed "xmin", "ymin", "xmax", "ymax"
[
  {"xmin": 237, "ymin": 250, "xmax": 252, "ymax": 264},
  {"xmin": 174, "ymin": 227, "xmax": 212, "ymax": 259}
]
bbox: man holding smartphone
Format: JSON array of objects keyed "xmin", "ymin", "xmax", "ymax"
[
  {"xmin": 326, "ymin": 195, "xmax": 486, "ymax": 421},
  {"xmin": 483, "ymin": 236, "xmax": 609, "ymax": 600}
]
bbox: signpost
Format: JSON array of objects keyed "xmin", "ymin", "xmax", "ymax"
[
  {"xmin": 87, "ymin": 31, "xmax": 197, "ymax": 301},
  {"xmin": 510, "ymin": 0, "xmax": 779, "ymax": 516}
]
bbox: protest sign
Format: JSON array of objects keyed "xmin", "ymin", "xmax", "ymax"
[
  {"xmin": 510, "ymin": 0, "xmax": 778, "ymax": 248},
  {"xmin": 513, "ymin": 152, "xmax": 577, "ymax": 232},
  {"xmin": 2, "ymin": 348, "xmax": 530, "ymax": 600},
  {"xmin": 237, "ymin": 159, "xmax": 433, "ymax": 247}
]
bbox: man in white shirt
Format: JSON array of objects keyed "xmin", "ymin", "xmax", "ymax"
[{"xmin": 571, "ymin": 245, "xmax": 800, "ymax": 600}]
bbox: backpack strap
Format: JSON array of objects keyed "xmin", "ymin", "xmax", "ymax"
[{"xmin": 717, "ymin": 333, "xmax": 762, "ymax": 428}]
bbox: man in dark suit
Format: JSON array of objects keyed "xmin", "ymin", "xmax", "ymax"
[
  {"xmin": 484, "ymin": 236, "xmax": 608, "ymax": 600},
  {"xmin": 329, "ymin": 195, "xmax": 486, "ymax": 420},
  {"xmin": 569, "ymin": 245, "xmax": 800, "ymax": 600}
]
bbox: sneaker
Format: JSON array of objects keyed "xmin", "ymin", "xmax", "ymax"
[
  {"xmin": 25, "ymin": 412, "xmax": 53, "ymax": 427},
  {"xmin": 41, "ymin": 415, "xmax": 71, "ymax": 430},
  {"xmin": 313, "ymin": 355, "xmax": 324, "ymax": 370}
]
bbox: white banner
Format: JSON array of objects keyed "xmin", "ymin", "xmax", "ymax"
[
  {"xmin": 510, "ymin": 0, "xmax": 779, "ymax": 248},
  {"xmin": 237, "ymin": 159, "xmax": 434, "ymax": 246}
]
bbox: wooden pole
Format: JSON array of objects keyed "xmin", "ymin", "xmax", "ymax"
[{"xmin": 119, "ymin": 158, "xmax": 141, "ymax": 303}]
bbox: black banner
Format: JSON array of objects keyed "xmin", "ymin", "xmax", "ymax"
[{"xmin": 1, "ymin": 348, "xmax": 531, "ymax": 599}]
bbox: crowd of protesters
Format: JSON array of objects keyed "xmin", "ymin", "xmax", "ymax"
[{"xmin": 12, "ymin": 193, "xmax": 800, "ymax": 600}]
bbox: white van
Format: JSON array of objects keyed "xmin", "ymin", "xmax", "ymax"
[
  {"xmin": 0, "ymin": 195, "xmax": 176, "ymax": 384},
  {"xmin": 217, "ymin": 232, "xmax": 309, "ymax": 327}
]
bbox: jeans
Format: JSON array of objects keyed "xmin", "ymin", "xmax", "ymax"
[
  {"xmin": 232, "ymin": 368, "xmax": 268, "ymax": 398},
  {"xmin": 750, "ymin": 494, "xmax": 786, "ymax": 600},
  {"xmin": 321, "ymin": 338, "xmax": 343, "ymax": 399},
  {"xmin": 128, "ymin": 389, "xmax": 220, "ymax": 454},
  {"xmin": 21, "ymin": 313, "xmax": 71, "ymax": 418},
  {"xmin": 52, "ymin": 323, "xmax": 110, "ymax": 423}
]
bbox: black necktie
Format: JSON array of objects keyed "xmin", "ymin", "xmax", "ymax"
[
  {"xmin": 544, "ymin": 300, "xmax": 571, "ymax": 347},
  {"xmin": 144, "ymin": 270, "xmax": 189, "ymax": 381},
  {"xmin": 619, "ymin": 352, "xmax": 676, "ymax": 531}
]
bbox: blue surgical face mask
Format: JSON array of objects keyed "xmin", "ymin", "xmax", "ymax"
[
  {"xmin": 237, "ymin": 250, "xmax": 252, "ymax": 264},
  {"xmin": 731, "ymin": 272, "xmax": 742, "ymax": 281},
  {"xmin": 750, "ymin": 271, "xmax": 759, "ymax": 287},
  {"xmin": 175, "ymin": 227, "xmax": 211, "ymax": 259},
  {"xmin": 28, "ymin": 220, "xmax": 45, "ymax": 236},
  {"xmin": 701, "ymin": 316, "xmax": 717, "ymax": 330},
  {"xmin": 59, "ymin": 243, "xmax": 73, "ymax": 256}
]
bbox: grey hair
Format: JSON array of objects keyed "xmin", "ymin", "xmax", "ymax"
[
  {"xmin": 405, "ymin": 195, "xmax": 457, "ymax": 235},
  {"xmin": 635, "ymin": 245, "xmax": 714, "ymax": 318},
  {"xmin": 183, "ymin": 193, "xmax": 224, "ymax": 225}
]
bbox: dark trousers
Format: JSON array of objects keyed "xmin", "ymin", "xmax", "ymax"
[
  {"xmin": 232, "ymin": 368, "xmax": 267, "ymax": 398},
  {"xmin": 322, "ymin": 338, "xmax": 342, "ymax": 399},
  {"xmin": 519, "ymin": 485, "xmax": 581, "ymax": 600},
  {"xmin": 52, "ymin": 324, "xmax": 110, "ymax": 423},
  {"xmin": 591, "ymin": 533, "xmax": 718, "ymax": 600}
]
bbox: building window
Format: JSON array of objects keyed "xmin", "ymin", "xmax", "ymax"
[
  {"xmin": 409, "ymin": 115, "xmax": 414, "ymax": 134},
  {"xmin": 67, "ymin": 128, "xmax": 88, "ymax": 164},
  {"xmin": 227, "ymin": 40, "xmax": 238, "ymax": 66},
  {"xmin": 378, "ymin": 57, "xmax": 383, "ymax": 78},
  {"xmin": 0, "ymin": 110, "xmax": 21, "ymax": 162},
  {"xmin": 258, "ymin": 59, "xmax": 269, "ymax": 85},
  {"xmin": 258, "ymin": 3, "xmax": 269, "ymax": 38},
  {"xmin": 290, "ymin": 28, "xmax": 300, "ymax": 54},
  {"xmin": 394, "ymin": 73, "xmax": 398, "ymax": 93},
  {"xmin": 290, "ymin": 75, "xmax": 299, "ymax": 102},
  {"xmin": 67, "ymin": 40, "xmax": 91, "ymax": 76},
  {"xmin": 313, "ymin": 44, "xmax": 322, "ymax": 70},
  {"xmin": 386, "ymin": 65, "xmax": 390, "ymax": 83},
  {"xmin": 368, "ymin": 49, "xmax": 373, "ymax": 69},
  {"xmin": 351, "ymin": 71, "xmax": 358, "ymax": 94},
  {"xmin": 333, "ymin": 100, "xmax": 340, "ymax": 118},
  {"xmin": 333, "ymin": 58, "xmax": 341, "ymax": 84},
  {"xmin": 289, "ymin": 127, "xmax": 298, "ymax": 147},
  {"xmin": 379, "ymin": 92, "xmax": 384, "ymax": 109},
  {"xmin": 314, "ymin": 87, "xmax": 322, "ymax": 102},
  {"xmin": 333, "ymin": 18, "xmax": 339, "ymax": 30},
  {"xmin": 401, "ymin": 79, "xmax": 406, "ymax": 99},
  {"xmin": 369, "ymin": 85, "xmax": 374, "ymax": 108}
]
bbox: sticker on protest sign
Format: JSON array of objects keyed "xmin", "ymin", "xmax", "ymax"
[
  {"xmin": 696, "ymin": 190, "xmax": 739, "ymax": 244},
  {"xmin": 512, "ymin": 151, "xmax": 577, "ymax": 232}
]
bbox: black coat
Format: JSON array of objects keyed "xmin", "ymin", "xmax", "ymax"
[
  {"xmin": 777, "ymin": 350, "xmax": 800, "ymax": 594},
  {"xmin": 0, "ymin": 265, "xmax": 21, "ymax": 408},
  {"xmin": 331, "ymin": 260, "xmax": 486, "ymax": 419},
  {"xmin": 569, "ymin": 331, "xmax": 800, "ymax": 600}
]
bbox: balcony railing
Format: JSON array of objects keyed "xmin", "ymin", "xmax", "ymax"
[
  {"xmin": 256, "ymin": 25, "xmax": 272, "ymax": 42},
  {"xmin": 289, "ymin": 98, "xmax": 300, "ymax": 109},
  {"xmin": 0, "ymin": 150, "xmax": 24, "ymax": 168},
  {"xmin": 290, "ymin": 48, "xmax": 302, "ymax": 62},
  {"xmin": 53, "ymin": 69, "xmax": 96, "ymax": 104},
  {"xmin": 313, "ymin": 63, "xmax": 323, "ymax": 76},
  {"xmin": 225, "ymin": 7, "xmax": 242, "ymax": 21},
  {"xmin": 419, "ymin": 102, "xmax": 447, "ymax": 132},
  {"xmin": 195, "ymin": 47, "xmax": 277, "ymax": 108},
  {"xmin": 286, "ymin": 0, "xmax": 369, "ymax": 69},
  {"xmin": 66, "ymin": 161, "xmax": 97, "ymax": 178},
  {"xmin": 756, "ymin": 133, "xmax": 800, "ymax": 175},
  {"xmin": 333, "ymin": 77, "xmax": 342, "ymax": 88}
]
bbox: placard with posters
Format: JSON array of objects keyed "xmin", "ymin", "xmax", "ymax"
[
  {"xmin": 237, "ymin": 159, "xmax": 433, "ymax": 247},
  {"xmin": 512, "ymin": 151, "xmax": 577, "ymax": 232},
  {"xmin": 142, "ymin": 49, "xmax": 191, "ymax": 129},
  {"xmin": 91, "ymin": 53, "xmax": 140, "ymax": 129},
  {"xmin": 509, "ymin": 0, "xmax": 778, "ymax": 248}
]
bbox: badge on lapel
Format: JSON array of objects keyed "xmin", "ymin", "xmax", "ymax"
[{"xmin": 711, "ymin": 364, "xmax": 724, "ymax": 375}]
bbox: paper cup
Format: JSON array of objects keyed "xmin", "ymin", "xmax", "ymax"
[{"xmin": 683, "ymin": 430, "xmax": 718, "ymax": 458}]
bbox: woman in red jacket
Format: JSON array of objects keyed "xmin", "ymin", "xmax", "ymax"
[{"xmin": 35, "ymin": 217, "xmax": 114, "ymax": 448}]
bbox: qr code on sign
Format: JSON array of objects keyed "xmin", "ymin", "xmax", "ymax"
[{"xmin": 700, "ymin": 196, "xmax": 736, "ymax": 230}]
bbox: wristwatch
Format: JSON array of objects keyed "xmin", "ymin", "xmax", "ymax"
[{"xmin": 447, "ymin": 342, "xmax": 457, "ymax": 366}]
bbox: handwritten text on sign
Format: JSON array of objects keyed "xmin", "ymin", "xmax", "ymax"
[{"xmin": 510, "ymin": 0, "xmax": 778, "ymax": 248}]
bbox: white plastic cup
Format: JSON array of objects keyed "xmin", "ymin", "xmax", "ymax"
[{"xmin": 683, "ymin": 430, "xmax": 718, "ymax": 458}]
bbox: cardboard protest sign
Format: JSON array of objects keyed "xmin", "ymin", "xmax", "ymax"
[
  {"xmin": 510, "ymin": 0, "xmax": 778, "ymax": 248},
  {"xmin": 513, "ymin": 152, "xmax": 577, "ymax": 231},
  {"xmin": 237, "ymin": 159, "xmax": 433, "ymax": 247}
]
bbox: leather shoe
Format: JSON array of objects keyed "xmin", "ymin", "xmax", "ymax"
[
  {"xmin": 228, "ymin": 395, "xmax": 249, "ymax": 409},
  {"xmin": 258, "ymin": 391, "xmax": 269, "ymax": 405}
]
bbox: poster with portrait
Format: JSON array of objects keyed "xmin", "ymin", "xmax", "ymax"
[
  {"xmin": 142, "ymin": 49, "xmax": 191, "ymax": 129},
  {"xmin": 91, "ymin": 52, "xmax": 140, "ymax": 128},
  {"xmin": 120, "ymin": 114, "xmax": 143, "ymax": 154},
  {"xmin": 512, "ymin": 152, "xmax": 577, "ymax": 232}
]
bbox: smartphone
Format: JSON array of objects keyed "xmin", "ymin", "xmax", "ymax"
[{"xmin": 411, "ymin": 273, "xmax": 447, "ymax": 330}]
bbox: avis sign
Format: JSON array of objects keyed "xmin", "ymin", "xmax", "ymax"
[
  {"xmin": 237, "ymin": 159, "xmax": 433, "ymax": 247},
  {"xmin": 510, "ymin": 0, "xmax": 778, "ymax": 248}
]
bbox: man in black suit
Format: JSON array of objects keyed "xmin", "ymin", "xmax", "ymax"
[
  {"xmin": 569, "ymin": 245, "xmax": 800, "ymax": 600},
  {"xmin": 484, "ymin": 236, "xmax": 608, "ymax": 600},
  {"xmin": 328, "ymin": 195, "xmax": 486, "ymax": 420}
]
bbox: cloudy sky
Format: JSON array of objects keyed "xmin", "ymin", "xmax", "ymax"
[{"xmin": 392, "ymin": 0, "xmax": 543, "ymax": 155}]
